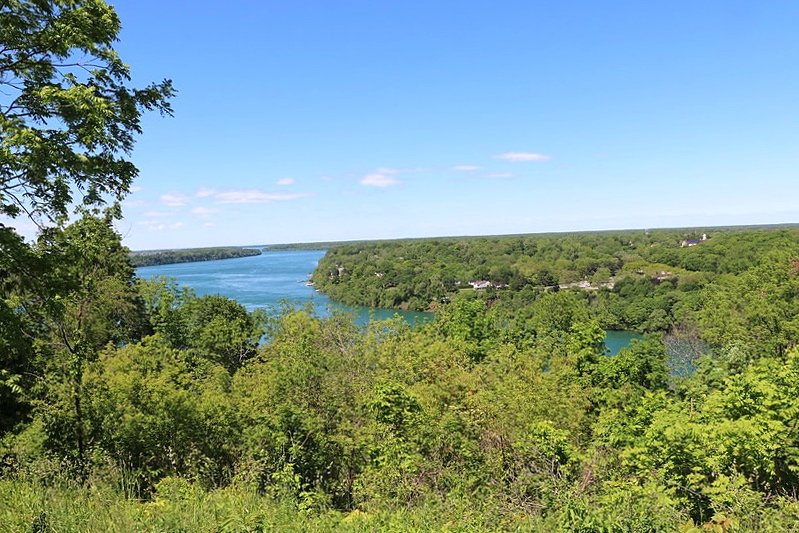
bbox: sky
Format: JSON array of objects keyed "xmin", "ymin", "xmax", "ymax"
[{"xmin": 88, "ymin": 1, "xmax": 799, "ymax": 248}]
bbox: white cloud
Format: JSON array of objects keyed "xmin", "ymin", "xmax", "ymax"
[
  {"xmin": 191, "ymin": 206, "xmax": 220, "ymax": 216},
  {"xmin": 360, "ymin": 173, "xmax": 400, "ymax": 187},
  {"xmin": 203, "ymin": 222, "xmax": 216, "ymax": 228},
  {"xmin": 129, "ymin": 185, "xmax": 143, "ymax": 193},
  {"xmin": 160, "ymin": 193, "xmax": 189, "ymax": 207},
  {"xmin": 213, "ymin": 190, "xmax": 310, "ymax": 204},
  {"xmin": 485, "ymin": 172, "xmax": 515, "ymax": 179},
  {"xmin": 139, "ymin": 220, "xmax": 185, "ymax": 231},
  {"xmin": 276, "ymin": 178, "xmax": 295, "ymax": 186},
  {"xmin": 143, "ymin": 210, "xmax": 172, "ymax": 217},
  {"xmin": 453, "ymin": 165, "xmax": 480, "ymax": 172},
  {"xmin": 375, "ymin": 167, "xmax": 401, "ymax": 175},
  {"xmin": 196, "ymin": 187, "xmax": 217, "ymax": 198},
  {"xmin": 495, "ymin": 152, "xmax": 550, "ymax": 162}
]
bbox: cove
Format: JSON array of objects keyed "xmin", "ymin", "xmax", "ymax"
[{"xmin": 135, "ymin": 249, "xmax": 431, "ymax": 327}]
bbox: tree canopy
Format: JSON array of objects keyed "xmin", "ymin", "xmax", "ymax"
[{"xmin": 0, "ymin": 0, "xmax": 173, "ymax": 224}]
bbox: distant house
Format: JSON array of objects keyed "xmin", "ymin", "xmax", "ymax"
[
  {"xmin": 680, "ymin": 233, "xmax": 709, "ymax": 248},
  {"xmin": 469, "ymin": 280, "xmax": 492, "ymax": 290}
]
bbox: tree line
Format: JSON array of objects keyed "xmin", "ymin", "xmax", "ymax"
[
  {"xmin": 312, "ymin": 228, "xmax": 799, "ymax": 335},
  {"xmin": 130, "ymin": 247, "xmax": 262, "ymax": 268}
]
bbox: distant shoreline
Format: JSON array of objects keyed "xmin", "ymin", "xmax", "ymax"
[
  {"xmin": 201, "ymin": 222, "xmax": 799, "ymax": 253},
  {"xmin": 131, "ymin": 246, "xmax": 262, "ymax": 268}
]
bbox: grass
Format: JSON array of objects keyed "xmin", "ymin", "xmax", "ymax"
[{"xmin": 0, "ymin": 479, "xmax": 540, "ymax": 532}]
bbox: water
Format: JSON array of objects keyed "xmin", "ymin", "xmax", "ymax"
[
  {"xmin": 604, "ymin": 329, "xmax": 643, "ymax": 356},
  {"xmin": 136, "ymin": 250, "xmax": 641, "ymax": 352},
  {"xmin": 136, "ymin": 249, "xmax": 432, "ymax": 326}
]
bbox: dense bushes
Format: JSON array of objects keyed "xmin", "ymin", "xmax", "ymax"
[{"xmin": 4, "ymin": 217, "xmax": 799, "ymax": 530}]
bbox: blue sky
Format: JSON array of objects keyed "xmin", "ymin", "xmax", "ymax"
[{"xmin": 102, "ymin": 1, "xmax": 799, "ymax": 249}]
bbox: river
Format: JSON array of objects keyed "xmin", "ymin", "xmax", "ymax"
[
  {"xmin": 135, "ymin": 249, "xmax": 431, "ymax": 326},
  {"xmin": 136, "ymin": 249, "xmax": 639, "ymax": 354}
]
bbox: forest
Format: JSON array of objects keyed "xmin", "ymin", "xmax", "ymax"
[
  {"xmin": 130, "ymin": 247, "xmax": 262, "ymax": 268},
  {"xmin": 4, "ymin": 214, "xmax": 799, "ymax": 531},
  {"xmin": 4, "ymin": 1, "xmax": 799, "ymax": 531},
  {"xmin": 312, "ymin": 227, "xmax": 799, "ymax": 333}
]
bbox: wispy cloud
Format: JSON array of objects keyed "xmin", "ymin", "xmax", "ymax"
[
  {"xmin": 213, "ymin": 190, "xmax": 310, "ymax": 204},
  {"xmin": 143, "ymin": 210, "xmax": 172, "ymax": 218},
  {"xmin": 453, "ymin": 165, "xmax": 480, "ymax": 172},
  {"xmin": 485, "ymin": 172, "xmax": 515, "ymax": 179},
  {"xmin": 360, "ymin": 172, "xmax": 400, "ymax": 187},
  {"xmin": 129, "ymin": 186, "xmax": 143, "ymax": 193},
  {"xmin": 139, "ymin": 220, "xmax": 185, "ymax": 231},
  {"xmin": 495, "ymin": 152, "xmax": 550, "ymax": 162},
  {"xmin": 196, "ymin": 187, "xmax": 217, "ymax": 198},
  {"xmin": 276, "ymin": 178, "xmax": 295, "ymax": 186},
  {"xmin": 375, "ymin": 167, "xmax": 401, "ymax": 175},
  {"xmin": 191, "ymin": 206, "xmax": 220, "ymax": 216},
  {"xmin": 160, "ymin": 193, "xmax": 189, "ymax": 207}
]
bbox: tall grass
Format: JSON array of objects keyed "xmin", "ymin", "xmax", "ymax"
[{"xmin": 0, "ymin": 478, "xmax": 540, "ymax": 532}]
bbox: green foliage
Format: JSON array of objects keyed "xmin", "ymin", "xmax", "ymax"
[
  {"xmin": 435, "ymin": 297, "xmax": 497, "ymax": 362},
  {"xmin": 3, "ymin": 214, "xmax": 148, "ymax": 479},
  {"xmin": 138, "ymin": 278, "xmax": 265, "ymax": 373},
  {"xmin": 697, "ymin": 252, "xmax": 799, "ymax": 358},
  {"xmin": 595, "ymin": 335, "xmax": 670, "ymax": 391},
  {"xmin": 0, "ymin": 0, "xmax": 174, "ymax": 222},
  {"xmin": 6, "ymin": 218, "xmax": 799, "ymax": 529},
  {"xmin": 130, "ymin": 247, "xmax": 262, "ymax": 267},
  {"xmin": 5, "ymin": 2, "xmax": 799, "ymax": 526},
  {"xmin": 233, "ymin": 311, "xmax": 363, "ymax": 508},
  {"xmin": 311, "ymin": 228, "xmax": 799, "ymax": 339},
  {"xmin": 5, "ymin": 276, "xmax": 799, "ymax": 528},
  {"xmin": 85, "ymin": 338, "xmax": 239, "ymax": 492},
  {"xmin": 1, "ymin": 0, "xmax": 173, "ymax": 450}
]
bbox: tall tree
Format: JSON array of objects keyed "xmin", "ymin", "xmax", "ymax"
[
  {"xmin": 30, "ymin": 213, "xmax": 148, "ymax": 478},
  {"xmin": 0, "ymin": 0, "xmax": 173, "ymax": 465},
  {"xmin": 1, "ymin": 0, "xmax": 174, "ymax": 224}
]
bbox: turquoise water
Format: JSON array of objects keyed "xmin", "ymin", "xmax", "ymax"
[
  {"xmin": 136, "ymin": 249, "xmax": 639, "ymax": 352},
  {"xmin": 604, "ymin": 329, "xmax": 643, "ymax": 356},
  {"xmin": 136, "ymin": 249, "xmax": 431, "ymax": 326}
]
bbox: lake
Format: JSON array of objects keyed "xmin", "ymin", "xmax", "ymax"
[{"xmin": 136, "ymin": 249, "xmax": 638, "ymax": 354}]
